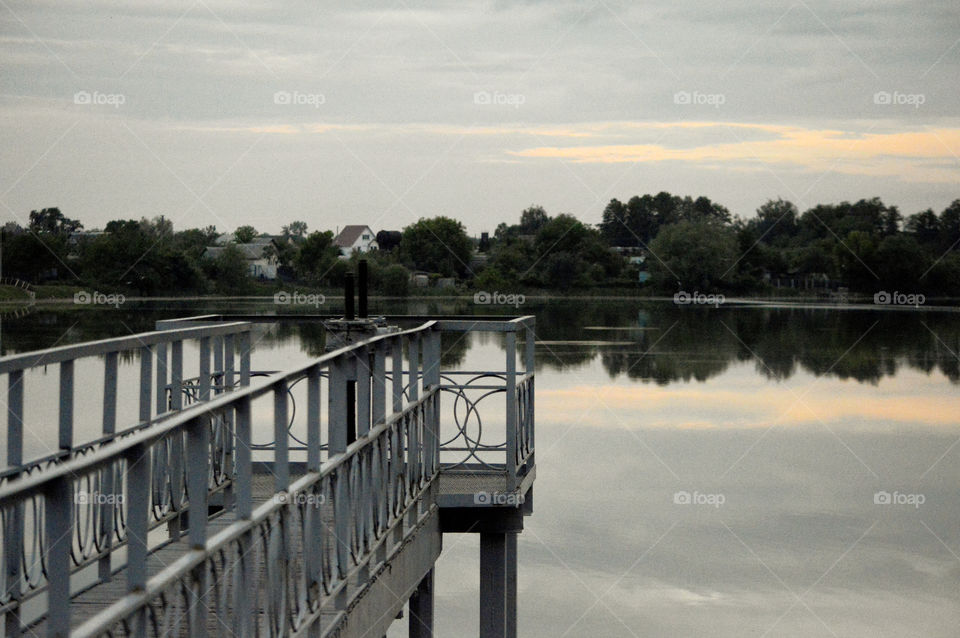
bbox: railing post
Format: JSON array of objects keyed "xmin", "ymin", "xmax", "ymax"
[
  {"xmin": 356, "ymin": 346, "xmax": 372, "ymax": 571},
  {"xmin": 58, "ymin": 360, "xmax": 73, "ymax": 451},
  {"xmin": 5, "ymin": 370, "xmax": 23, "ymax": 638},
  {"xmin": 407, "ymin": 335, "xmax": 420, "ymax": 525},
  {"xmin": 390, "ymin": 338, "xmax": 405, "ymax": 548},
  {"xmin": 239, "ymin": 330, "xmax": 251, "ymax": 387},
  {"xmin": 222, "ymin": 334, "xmax": 236, "ymax": 510},
  {"xmin": 139, "ymin": 345, "xmax": 152, "ymax": 424},
  {"xmin": 505, "ymin": 330, "xmax": 517, "ymax": 493},
  {"xmin": 234, "ymin": 395, "xmax": 254, "ymax": 638},
  {"xmin": 273, "ymin": 379, "xmax": 289, "ymax": 492},
  {"xmin": 99, "ymin": 351, "xmax": 118, "ymax": 582},
  {"xmin": 372, "ymin": 343, "xmax": 386, "ymax": 426},
  {"xmin": 155, "ymin": 342, "xmax": 167, "ymax": 416},
  {"xmin": 372, "ymin": 343, "xmax": 388, "ymax": 561},
  {"xmin": 44, "ymin": 476, "xmax": 72, "ymax": 638},
  {"xmin": 305, "ymin": 364, "xmax": 323, "ymax": 600},
  {"xmin": 170, "ymin": 341, "xmax": 183, "ymax": 411},
  {"xmin": 525, "ymin": 322, "xmax": 535, "ymax": 461},
  {"xmin": 126, "ymin": 443, "xmax": 150, "ymax": 592},
  {"xmin": 425, "ymin": 329, "xmax": 441, "ymax": 477},
  {"xmin": 186, "ymin": 415, "xmax": 211, "ymax": 638},
  {"xmin": 199, "ymin": 336, "xmax": 212, "ymax": 402},
  {"xmin": 125, "ymin": 441, "xmax": 150, "ymax": 637},
  {"xmin": 307, "ymin": 365, "xmax": 322, "ymax": 473},
  {"xmin": 392, "ymin": 340, "xmax": 403, "ymax": 415},
  {"xmin": 327, "ymin": 357, "xmax": 350, "ymax": 610}
]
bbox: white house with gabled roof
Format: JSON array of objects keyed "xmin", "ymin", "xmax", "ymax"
[{"xmin": 333, "ymin": 225, "xmax": 379, "ymax": 257}]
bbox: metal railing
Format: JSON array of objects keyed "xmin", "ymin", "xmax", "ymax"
[
  {"xmin": 0, "ymin": 320, "xmax": 443, "ymax": 638},
  {"xmin": 0, "ymin": 322, "xmax": 253, "ymax": 637},
  {"xmin": 436, "ymin": 317, "xmax": 535, "ymax": 491}
]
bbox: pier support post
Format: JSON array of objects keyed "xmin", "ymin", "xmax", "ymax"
[
  {"xmin": 480, "ymin": 532, "xmax": 517, "ymax": 638},
  {"xmin": 408, "ymin": 568, "xmax": 434, "ymax": 637}
]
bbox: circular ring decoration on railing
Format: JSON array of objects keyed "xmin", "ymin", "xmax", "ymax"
[{"xmin": 438, "ymin": 373, "xmax": 507, "ymax": 470}]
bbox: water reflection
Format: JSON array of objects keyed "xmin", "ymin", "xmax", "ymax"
[
  {"xmin": 3, "ymin": 301, "xmax": 958, "ymax": 386},
  {"xmin": 526, "ymin": 302, "xmax": 960, "ymax": 385}
]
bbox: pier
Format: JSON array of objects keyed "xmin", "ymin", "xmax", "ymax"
[{"xmin": 0, "ymin": 313, "xmax": 536, "ymax": 637}]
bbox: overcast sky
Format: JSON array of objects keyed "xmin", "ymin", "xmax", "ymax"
[{"xmin": 1, "ymin": 0, "xmax": 959, "ymax": 236}]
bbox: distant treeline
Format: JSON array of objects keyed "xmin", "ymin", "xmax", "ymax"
[{"xmin": 3, "ymin": 193, "xmax": 960, "ymax": 296}]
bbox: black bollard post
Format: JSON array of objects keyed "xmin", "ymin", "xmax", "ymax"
[
  {"xmin": 345, "ymin": 273, "xmax": 355, "ymax": 320},
  {"xmin": 358, "ymin": 260, "xmax": 368, "ymax": 319}
]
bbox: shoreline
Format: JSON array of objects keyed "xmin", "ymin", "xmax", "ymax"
[{"xmin": 1, "ymin": 294, "xmax": 957, "ymax": 312}]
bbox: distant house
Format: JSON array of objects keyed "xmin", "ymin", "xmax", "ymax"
[
  {"xmin": 333, "ymin": 225, "xmax": 378, "ymax": 257},
  {"xmin": 203, "ymin": 236, "xmax": 280, "ymax": 279}
]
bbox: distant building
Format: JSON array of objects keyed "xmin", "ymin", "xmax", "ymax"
[
  {"xmin": 203, "ymin": 236, "xmax": 280, "ymax": 279},
  {"xmin": 333, "ymin": 225, "xmax": 378, "ymax": 257}
]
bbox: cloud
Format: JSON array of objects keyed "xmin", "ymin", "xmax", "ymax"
[{"xmin": 507, "ymin": 122, "xmax": 960, "ymax": 183}]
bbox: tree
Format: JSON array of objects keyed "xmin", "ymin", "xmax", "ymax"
[
  {"xmin": 599, "ymin": 199, "xmax": 632, "ymax": 247},
  {"xmin": 835, "ymin": 230, "xmax": 877, "ymax": 291},
  {"xmin": 906, "ymin": 210, "xmax": 940, "ymax": 245},
  {"xmin": 376, "ymin": 230, "xmax": 402, "ymax": 252},
  {"xmin": 379, "ymin": 264, "xmax": 410, "ymax": 296},
  {"xmin": 750, "ymin": 198, "xmax": 799, "ymax": 247},
  {"xmin": 875, "ymin": 234, "xmax": 928, "ymax": 291},
  {"xmin": 939, "ymin": 200, "xmax": 960, "ymax": 251},
  {"xmin": 647, "ymin": 221, "xmax": 738, "ymax": 291},
  {"xmin": 234, "ymin": 225, "xmax": 258, "ymax": 243},
  {"xmin": 204, "ymin": 244, "xmax": 250, "ymax": 293},
  {"xmin": 400, "ymin": 217, "xmax": 472, "ymax": 277},
  {"xmin": 295, "ymin": 231, "xmax": 339, "ymax": 281},
  {"xmin": 519, "ymin": 206, "xmax": 549, "ymax": 235},
  {"xmin": 29, "ymin": 208, "xmax": 82, "ymax": 234},
  {"xmin": 282, "ymin": 221, "xmax": 308, "ymax": 240}
]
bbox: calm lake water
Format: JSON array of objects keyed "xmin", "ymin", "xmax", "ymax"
[{"xmin": 2, "ymin": 298, "xmax": 959, "ymax": 637}]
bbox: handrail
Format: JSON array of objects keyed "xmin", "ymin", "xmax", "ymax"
[
  {"xmin": 0, "ymin": 320, "xmax": 439, "ymax": 507},
  {"xmin": 0, "ymin": 321, "xmax": 251, "ymax": 373},
  {"xmin": 41, "ymin": 320, "xmax": 444, "ymax": 638}
]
